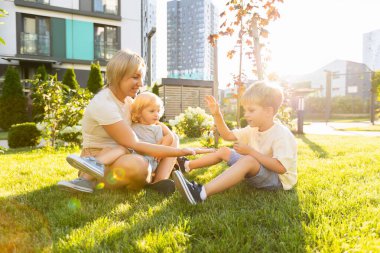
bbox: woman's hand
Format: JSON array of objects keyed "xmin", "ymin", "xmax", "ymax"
[{"xmin": 205, "ymin": 95, "xmax": 221, "ymax": 116}]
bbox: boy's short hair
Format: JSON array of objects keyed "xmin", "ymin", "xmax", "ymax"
[
  {"xmin": 130, "ymin": 92, "xmax": 164, "ymax": 123},
  {"xmin": 240, "ymin": 81, "xmax": 284, "ymax": 114},
  {"xmin": 106, "ymin": 49, "xmax": 146, "ymax": 88}
]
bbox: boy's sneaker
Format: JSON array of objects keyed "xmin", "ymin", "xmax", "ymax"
[
  {"xmin": 66, "ymin": 155, "xmax": 104, "ymax": 179},
  {"xmin": 145, "ymin": 179, "xmax": 176, "ymax": 195},
  {"xmin": 175, "ymin": 157, "xmax": 189, "ymax": 173},
  {"xmin": 57, "ymin": 178, "xmax": 94, "ymax": 193},
  {"xmin": 172, "ymin": 170, "xmax": 203, "ymax": 205}
]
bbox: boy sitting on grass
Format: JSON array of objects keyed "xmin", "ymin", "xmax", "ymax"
[{"xmin": 173, "ymin": 81, "xmax": 297, "ymax": 205}]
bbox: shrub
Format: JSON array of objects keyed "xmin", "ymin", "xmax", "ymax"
[
  {"xmin": 152, "ymin": 83, "xmax": 159, "ymax": 96},
  {"xmin": 0, "ymin": 66, "xmax": 28, "ymax": 130},
  {"xmin": 31, "ymin": 65, "xmax": 49, "ymax": 122},
  {"xmin": 87, "ymin": 61, "xmax": 103, "ymax": 94},
  {"xmin": 58, "ymin": 125, "xmax": 82, "ymax": 146},
  {"xmin": 169, "ymin": 107, "xmax": 214, "ymax": 138},
  {"xmin": 8, "ymin": 122, "xmax": 41, "ymax": 148},
  {"xmin": 32, "ymin": 77, "xmax": 91, "ymax": 147},
  {"xmin": 62, "ymin": 68, "xmax": 79, "ymax": 90}
]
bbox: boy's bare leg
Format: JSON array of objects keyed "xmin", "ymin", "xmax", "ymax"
[
  {"xmin": 153, "ymin": 134, "xmax": 179, "ymax": 182},
  {"xmin": 188, "ymin": 147, "xmax": 231, "ymax": 171},
  {"xmin": 204, "ymin": 155, "xmax": 261, "ymax": 197}
]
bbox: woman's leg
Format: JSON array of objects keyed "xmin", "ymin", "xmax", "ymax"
[
  {"xmin": 153, "ymin": 133, "xmax": 179, "ymax": 183},
  {"xmin": 102, "ymin": 153, "xmax": 150, "ymax": 190},
  {"xmin": 204, "ymin": 155, "xmax": 261, "ymax": 197}
]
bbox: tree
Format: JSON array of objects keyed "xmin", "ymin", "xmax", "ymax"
[
  {"xmin": 209, "ymin": 0, "xmax": 284, "ymax": 126},
  {"xmin": 0, "ymin": 67, "xmax": 28, "ymax": 130},
  {"xmin": 0, "ymin": 8, "xmax": 8, "ymax": 45},
  {"xmin": 87, "ymin": 61, "xmax": 104, "ymax": 94},
  {"xmin": 31, "ymin": 65, "xmax": 49, "ymax": 122},
  {"xmin": 370, "ymin": 71, "xmax": 380, "ymax": 124},
  {"xmin": 62, "ymin": 68, "xmax": 79, "ymax": 90},
  {"xmin": 152, "ymin": 83, "xmax": 159, "ymax": 96}
]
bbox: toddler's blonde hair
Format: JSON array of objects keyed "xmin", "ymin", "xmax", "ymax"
[
  {"xmin": 240, "ymin": 81, "xmax": 284, "ymax": 114},
  {"xmin": 106, "ymin": 49, "xmax": 146, "ymax": 88},
  {"xmin": 130, "ymin": 92, "xmax": 164, "ymax": 123}
]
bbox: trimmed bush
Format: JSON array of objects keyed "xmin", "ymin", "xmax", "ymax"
[
  {"xmin": 8, "ymin": 122, "xmax": 41, "ymax": 148},
  {"xmin": 0, "ymin": 66, "xmax": 28, "ymax": 130},
  {"xmin": 152, "ymin": 83, "xmax": 159, "ymax": 96},
  {"xmin": 87, "ymin": 61, "xmax": 104, "ymax": 94},
  {"xmin": 62, "ymin": 68, "xmax": 79, "ymax": 90}
]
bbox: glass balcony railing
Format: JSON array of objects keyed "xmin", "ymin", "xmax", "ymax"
[
  {"xmin": 20, "ymin": 32, "xmax": 50, "ymax": 56},
  {"xmin": 95, "ymin": 41, "xmax": 118, "ymax": 60}
]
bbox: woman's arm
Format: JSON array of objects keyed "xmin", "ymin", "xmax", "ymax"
[{"xmin": 103, "ymin": 120, "xmax": 193, "ymax": 157}]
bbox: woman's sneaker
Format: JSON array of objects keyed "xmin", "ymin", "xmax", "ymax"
[
  {"xmin": 57, "ymin": 178, "xmax": 94, "ymax": 193},
  {"xmin": 66, "ymin": 155, "xmax": 104, "ymax": 179},
  {"xmin": 172, "ymin": 170, "xmax": 203, "ymax": 205}
]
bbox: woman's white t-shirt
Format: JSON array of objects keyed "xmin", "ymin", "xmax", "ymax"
[{"xmin": 81, "ymin": 88, "xmax": 132, "ymax": 148}]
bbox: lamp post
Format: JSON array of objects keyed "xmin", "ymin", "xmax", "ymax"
[
  {"xmin": 147, "ymin": 27, "xmax": 156, "ymax": 87},
  {"xmin": 297, "ymin": 96, "xmax": 305, "ymax": 134}
]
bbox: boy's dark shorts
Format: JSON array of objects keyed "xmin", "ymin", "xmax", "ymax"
[{"xmin": 227, "ymin": 149, "xmax": 283, "ymax": 190}]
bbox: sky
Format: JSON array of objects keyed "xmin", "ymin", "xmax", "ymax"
[{"xmin": 214, "ymin": 0, "xmax": 380, "ymax": 87}]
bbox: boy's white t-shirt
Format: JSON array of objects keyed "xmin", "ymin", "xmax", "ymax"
[
  {"xmin": 81, "ymin": 88, "xmax": 132, "ymax": 148},
  {"xmin": 232, "ymin": 122, "xmax": 297, "ymax": 190}
]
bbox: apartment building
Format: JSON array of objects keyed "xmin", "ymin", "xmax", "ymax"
[
  {"xmin": 0, "ymin": 0, "xmax": 141, "ymax": 86},
  {"xmin": 167, "ymin": 0, "xmax": 218, "ymax": 81}
]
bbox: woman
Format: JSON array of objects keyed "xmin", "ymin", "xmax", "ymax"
[{"xmin": 57, "ymin": 49, "xmax": 195, "ymax": 194}]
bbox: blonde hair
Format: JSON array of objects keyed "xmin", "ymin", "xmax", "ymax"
[
  {"xmin": 130, "ymin": 92, "xmax": 164, "ymax": 123},
  {"xmin": 106, "ymin": 49, "xmax": 146, "ymax": 88},
  {"xmin": 240, "ymin": 81, "xmax": 284, "ymax": 114}
]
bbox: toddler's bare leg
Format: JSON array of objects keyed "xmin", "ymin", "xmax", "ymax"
[{"xmin": 95, "ymin": 146, "xmax": 129, "ymax": 165}]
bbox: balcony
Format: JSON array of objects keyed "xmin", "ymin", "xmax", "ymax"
[
  {"xmin": 20, "ymin": 32, "xmax": 50, "ymax": 56},
  {"xmin": 95, "ymin": 42, "xmax": 118, "ymax": 60}
]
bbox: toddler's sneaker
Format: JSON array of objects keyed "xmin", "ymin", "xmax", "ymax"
[
  {"xmin": 172, "ymin": 170, "xmax": 203, "ymax": 205},
  {"xmin": 66, "ymin": 155, "xmax": 104, "ymax": 179},
  {"xmin": 145, "ymin": 179, "xmax": 176, "ymax": 195},
  {"xmin": 57, "ymin": 178, "xmax": 94, "ymax": 193},
  {"xmin": 175, "ymin": 156, "xmax": 189, "ymax": 173}
]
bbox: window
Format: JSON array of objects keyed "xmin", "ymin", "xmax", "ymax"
[
  {"xmin": 20, "ymin": 15, "xmax": 50, "ymax": 56},
  {"xmin": 94, "ymin": 0, "xmax": 118, "ymax": 15},
  {"xmin": 94, "ymin": 25, "xmax": 119, "ymax": 60}
]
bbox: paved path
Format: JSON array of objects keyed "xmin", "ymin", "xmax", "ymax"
[{"xmin": 303, "ymin": 121, "xmax": 380, "ymax": 137}]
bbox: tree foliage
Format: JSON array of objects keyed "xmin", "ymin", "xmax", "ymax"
[
  {"xmin": 87, "ymin": 61, "xmax": 104, "ymax": 94},
  {"xmin": 32, "ymin": 76, "xmax": 91, "ymax": 147},
  {"xmin": 62, "ymin": 68, "xmax": 79, "ymax": 90},
  {"xmin": 152, "ymin": 83, "xmax": 159, "ymax": 96},
  {"xmin": 0, "ymin": 8, "xmax": 8, "ymax": 45},
  {"xmin": 209, "ymin": 0, "xmax": 284, "ymax": 126},
  {"xmin": 371, "ymin": 71, "xmax": 380, "ymax": 101},
  {"xmin": 0, "ymin": 67, "xmax": 28, "ymax": 130}
]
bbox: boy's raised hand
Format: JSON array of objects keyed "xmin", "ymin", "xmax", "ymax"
[{"xmin": 205, "ymin": 95, "xmax": 220, "ymax": 116}]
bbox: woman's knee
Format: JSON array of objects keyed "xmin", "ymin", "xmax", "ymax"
[{"xmin": 107, "ymin": 154, "xmax": 150, "ymax": 190}]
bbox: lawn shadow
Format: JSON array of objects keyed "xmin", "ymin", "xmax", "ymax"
[{"xmin": 299, "ymin": 135, "xmax": 329, "ymax": 158}]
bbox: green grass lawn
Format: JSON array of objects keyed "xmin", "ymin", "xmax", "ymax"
[
  {"xmin": 1, "ymin": 135, "xmax": 379, "ymax": 252},
  {"xmin": 335, "ymin": 124, "xmax": 380, "ymax": 132}
]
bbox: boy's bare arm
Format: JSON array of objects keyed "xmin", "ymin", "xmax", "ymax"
[
  {"xmin": 233, "ymin": 143, "xmax": 287, "ymax": 174},
  {"xmin": 205, "ymin": 95, "xmax": 237, "ymax": 141}
]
